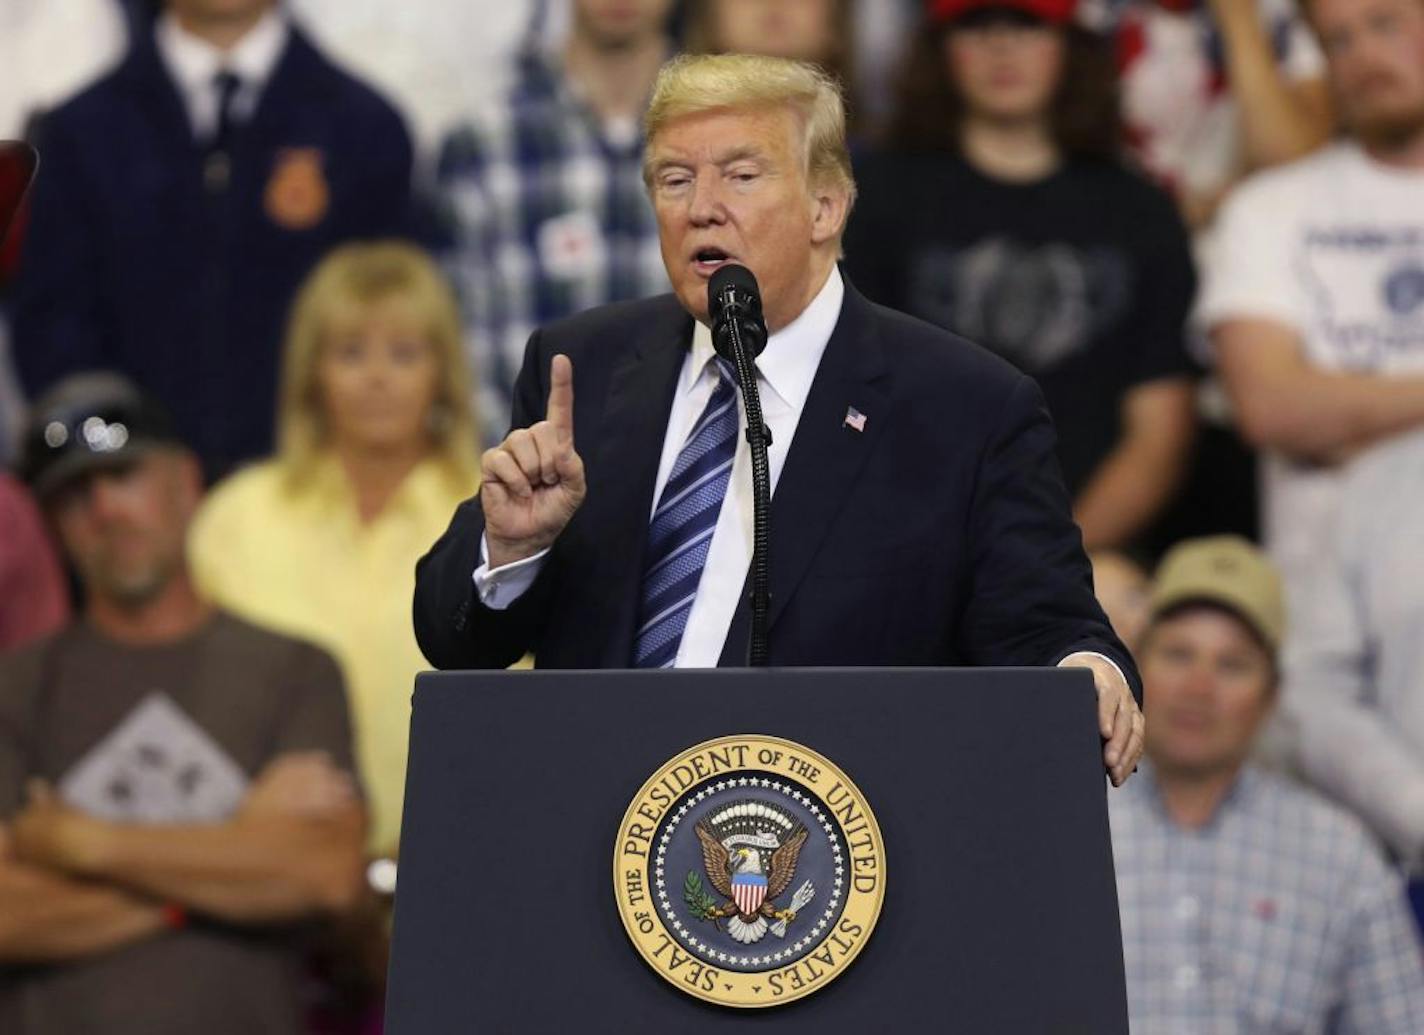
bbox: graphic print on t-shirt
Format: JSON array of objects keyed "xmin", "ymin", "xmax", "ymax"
[
  {"xmin": 906, "ymin": 239, "xmax": 1134, "ymax": 374},
  {"xmin": 1296, "ymin": 227, "xmax": 1424, "ymax": 369},
  {"xmin": 60, "ymin": 692, "xmax": 249, "ymax": 823}
]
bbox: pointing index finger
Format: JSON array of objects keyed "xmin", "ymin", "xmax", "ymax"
[{"xmin": 547, "ymin": 354, "xmax": 575, "ymax": 445}]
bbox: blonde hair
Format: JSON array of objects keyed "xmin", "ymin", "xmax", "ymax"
[
  {"xmin": 643, "ymin": 53, "xmax": 857, "ymax": 208},
  {"xmin": 276, "ymin": 241, "xmax": 480, "ymax": 489}
]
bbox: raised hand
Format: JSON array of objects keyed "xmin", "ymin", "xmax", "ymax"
[{"xmin": 481, "ymin": 354, "xmax": 587, "ymax": 568}]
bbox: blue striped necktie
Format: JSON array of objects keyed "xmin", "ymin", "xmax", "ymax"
[{"xmin": 633, "ymin": 357, "xmax": 740, "ymax": 668}]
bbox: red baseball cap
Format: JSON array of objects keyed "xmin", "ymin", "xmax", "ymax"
[{"xmin": 928, "ymin": 0, "xmax": 1078, "ymax": 25}]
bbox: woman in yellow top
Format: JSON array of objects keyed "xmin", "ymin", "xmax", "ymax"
[{"xmin": 190, "ymin": 241, "xmax": 480, "ymax": 860}]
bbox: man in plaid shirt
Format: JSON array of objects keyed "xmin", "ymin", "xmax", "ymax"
[
  {"xmin": 435, "ymin": 0, "xmax": 675, "ymax": 440},
  {"xmin": 1111, "ymin": 536, "xmax": 1424, "ymax": 1033}
]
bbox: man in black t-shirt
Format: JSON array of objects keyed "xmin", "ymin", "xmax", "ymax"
[
  {"xmin": 845, "ymin": 0, "xmax": 1197, "ymax": 553},
  {"xmin": 0, "ymin": 374, "xmax": 367, "ymax": 1035}
]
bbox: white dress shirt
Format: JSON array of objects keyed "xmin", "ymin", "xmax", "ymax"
[
  {"xmin": 473, "ymin": 266, "xmax": 1127, "ymax": 686},
  {"xmin": 154, "ymin": 9, "xmax": 288, "ymax": 141}
]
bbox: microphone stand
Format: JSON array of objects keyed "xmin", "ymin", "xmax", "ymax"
[{"xmin": 724, "ymin": 311, "xmax": 773, "ymax": 667}]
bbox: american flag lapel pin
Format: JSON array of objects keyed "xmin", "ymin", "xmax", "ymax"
[{"xmin": 843, "ymin": 406, "xmax": 867, "ymax": 433}]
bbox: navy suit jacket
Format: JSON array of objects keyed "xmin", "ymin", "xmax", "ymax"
[
  {"xmin": 414, "ymin": 281, "xmax": 1141, "ymax": 700},
  {"xmin": 11, "ymin": 23, "xmax": 412, "ymax": 476}
]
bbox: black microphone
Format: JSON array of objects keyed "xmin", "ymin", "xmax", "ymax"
[
  {"xmin": 709, "ymin": 263, "xmax": 768, "ymax": 363},
  {"xmin": 707, "ymin": 263, "xmax": 773, "ymax": 667}
]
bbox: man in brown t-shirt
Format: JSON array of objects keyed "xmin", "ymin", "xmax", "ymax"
[{"xmin": 0, "ymin": 374, "xmax": 367, "ymax": 1034}]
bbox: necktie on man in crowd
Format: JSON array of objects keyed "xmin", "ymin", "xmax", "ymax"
[
  {"xmin": 205, "ymin": 70, "xmax": 242, "ymax": 193},
  {"xmin": 633, "ymin": 357, "xmax": 741, "ymax": 669}
]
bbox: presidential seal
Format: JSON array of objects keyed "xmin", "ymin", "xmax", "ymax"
[{"xmin": 614, "ymin": 735, "xmax": 885, "ymax": 1008}]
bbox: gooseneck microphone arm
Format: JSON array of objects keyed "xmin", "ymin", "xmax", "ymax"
[
  {"xmin": 709, "ymin": 265, "xmax": 772, "ymax": 667},
  {"xmin": 727, "ymin": 304, "xmax": 773, "ymax": 667}
]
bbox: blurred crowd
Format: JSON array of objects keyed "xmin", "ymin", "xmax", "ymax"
[{"xmin": 2, "ymin": 0, "xmax": 1424, "ymax": 1031}]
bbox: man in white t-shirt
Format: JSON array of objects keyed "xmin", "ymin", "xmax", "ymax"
[{"xmin": 1202, "ymin": 0, "xmax": 1424, "ymax": 613}]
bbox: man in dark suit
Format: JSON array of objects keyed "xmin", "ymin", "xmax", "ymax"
[
  {"xmin": 415, "ymin": 53, "xmax": 1145, "ymax": 785},
  {"xmin": 12, "ymin": 0, "xmax": 412, "ymax": 478}
]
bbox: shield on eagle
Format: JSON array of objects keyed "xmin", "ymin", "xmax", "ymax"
[{"xmin": 732, "ymin": 872, "xmax": 768, "ymax": 915}]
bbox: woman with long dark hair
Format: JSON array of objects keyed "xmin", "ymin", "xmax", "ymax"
[{"xmin": 845, "ymin": 0, "xmax": 1197, "ymax": 553}]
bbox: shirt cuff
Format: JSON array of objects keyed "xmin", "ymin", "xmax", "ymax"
[
  {"xmin": 1057, "ymin": 650, "xmax": 1129, "ymax": 691},
  {"xmin": 472, "ymin": 535, "xmax": 549, "ymax": 610}
]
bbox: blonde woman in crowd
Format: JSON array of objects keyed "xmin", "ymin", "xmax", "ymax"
[{"xmin": 190, "ymin": 241, "xmax": 480, "ymax": 865}]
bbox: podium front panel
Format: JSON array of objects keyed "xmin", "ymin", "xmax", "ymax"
[{"xmin": 387, "ymin": 668, "xmax": 1127, "ymax": 1033}]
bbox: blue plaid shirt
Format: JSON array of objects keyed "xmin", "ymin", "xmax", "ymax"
[
  {"xmin": 1110, "ymin": 763, "xmax": 1424, "ymax": 1033},
  {"xmin": 435, "ymin": 50, "xmax": 670, "ymax": 441}
]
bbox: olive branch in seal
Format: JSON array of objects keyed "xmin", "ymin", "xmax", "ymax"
[{"xmin": 683, "ymin": 871, "xmax": 720, "ymax": 925}]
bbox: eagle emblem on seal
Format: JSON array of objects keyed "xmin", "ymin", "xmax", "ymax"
[{"xmin": 684, "ymin": 799, "xmax": 816, "ymax": 944}]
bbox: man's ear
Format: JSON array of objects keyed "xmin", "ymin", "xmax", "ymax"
[{"xmin": 809, "ymin": 184, "xmax": 851, "ymax": 247}]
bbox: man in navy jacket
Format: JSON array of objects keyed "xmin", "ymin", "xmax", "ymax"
[
  {"xmin": 12, "ymin": 0, "xmax": 412, "ymax": 477},
  {"xmin": 414, "ymin": 54, "xmax": 1146, "ymax": 786}
]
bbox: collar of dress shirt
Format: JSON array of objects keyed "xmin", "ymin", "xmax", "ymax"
[
  {"xmin": 155, "ymin": 7, "xmax": 288, "ymax": 113},
  {"xmin": 686, "ymin": 264, "xmax": 845, "ymax": 412}
]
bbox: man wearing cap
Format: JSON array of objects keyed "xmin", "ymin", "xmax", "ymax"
[
  {"xmin": 0, "ymin": 373, "xmax": 368, "ymax": 1034},
  {"xmin": 415, "ymin": 53, "xmax": 1146, "ymax": 788},
  {"xmin": 1110, "ymin": 535, "xmax": 1424, "ymax": 1033}
]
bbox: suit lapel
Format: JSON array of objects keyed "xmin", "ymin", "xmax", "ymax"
[
  {"xmin": 590, "ymin": 298, "xmax": 693, "ymax": 667},
  {"xmin": 720, "ymin": 281, "xmax": 891, "ymax": 664}
]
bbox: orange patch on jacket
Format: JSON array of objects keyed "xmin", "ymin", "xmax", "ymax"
[{"xmin": 265, "ymin": 148, "xmax": 329, "ymax": 230}]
